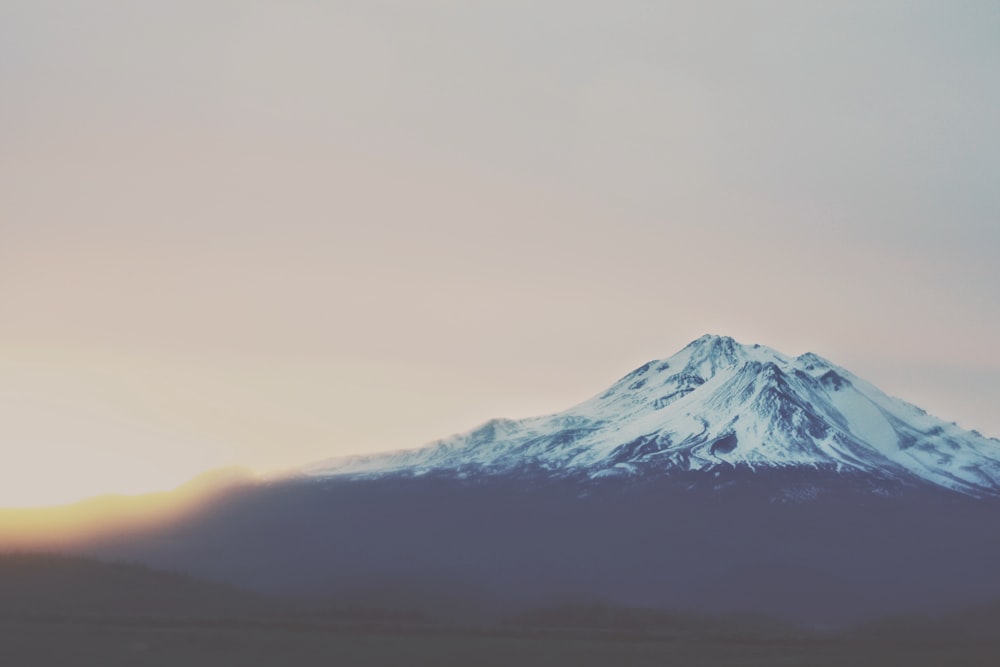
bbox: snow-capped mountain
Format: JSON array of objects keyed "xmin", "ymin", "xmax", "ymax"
[{"xmin": 306, "ymin": 335, "xmax": 1000, "ymax": 496}]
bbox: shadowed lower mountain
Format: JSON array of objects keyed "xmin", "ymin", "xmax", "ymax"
[{"xmin": 73, "ymin": 470, "xmax": 1000, "ymax": 627}]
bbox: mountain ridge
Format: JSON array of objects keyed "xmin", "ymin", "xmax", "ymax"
[{"xmin": 304, "ymin": 335, "xmax": 1000, "ymax": 496}]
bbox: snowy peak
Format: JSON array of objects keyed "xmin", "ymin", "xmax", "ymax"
[
  {"xmin": 682, "ymin": 334, "xmax": 745, "ymax": 376},
  {"xmin": 305, "ymin": 336, "xmax": 1000, "ymax": 497},
  {"xmin": 590, "ymin": 335, "xmax": 785, "ymax": 411}
]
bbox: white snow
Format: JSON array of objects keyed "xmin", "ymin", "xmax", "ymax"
[{"xmin": 304, "ymin": 335, "xmax": 1000, "ymax": 496}]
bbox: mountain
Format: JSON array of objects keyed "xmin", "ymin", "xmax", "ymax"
[
  {"xmin": 63, "ymin": 336, "xmax": 1000, "ymax": 626},
  {"xmin": 305, "ymin": 335, "xmax": 1000, "ymax": 497}
]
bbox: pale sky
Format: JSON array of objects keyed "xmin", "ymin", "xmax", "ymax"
[{"xmin": 2, "ymin": 1, "xmax": 999, "ymax": 506}]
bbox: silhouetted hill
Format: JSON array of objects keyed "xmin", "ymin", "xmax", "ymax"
[
  {"xmin": 2, "ymin": 554, "xmax": 999, "ymax": 666},
  {"xmin": 855, "ymin": 600, "xmax": 1000, "ymax": 643},
  {"xmin": 0, "ymin": 553, "xmax": 271, "ymax": 619},
  {"xmin": 503, "ymin": 602, "xmax": 800, "ymax": 640}
]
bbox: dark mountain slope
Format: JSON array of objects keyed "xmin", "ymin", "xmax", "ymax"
[{"xmin": 81, "ymin": 471, "xmax": 1000, "ymax": 626}]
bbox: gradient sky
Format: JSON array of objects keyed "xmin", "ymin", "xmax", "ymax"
[{"xmin": 2, "ymin": 1, "xmax": 999, "ymax": 506}]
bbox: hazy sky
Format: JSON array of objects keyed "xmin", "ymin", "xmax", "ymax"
[{"xmin": 2, "ymin": 1, "xmax": 999, "ymax": 506}]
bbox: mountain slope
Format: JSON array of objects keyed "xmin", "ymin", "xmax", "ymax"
[
  {"xmin": 70, "ymin": 335, "xmax": 1000, "ymax": 626},
  {"xmin": 305, "ymin": 335, "xmax": 1000, "ymax": 496}
]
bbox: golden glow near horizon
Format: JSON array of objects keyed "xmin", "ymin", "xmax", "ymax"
[
  {"xmin": 0, "ymin": 468, "xmax": 254, "ymax": 549},
  {"xmin": 2, "ymin": 1, "xmax": 999, "ymax": 507}
]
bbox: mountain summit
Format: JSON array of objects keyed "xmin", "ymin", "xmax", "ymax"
[{"xmin": 307, "ymin": 335, "xmax": 1000, "ymax": 496}]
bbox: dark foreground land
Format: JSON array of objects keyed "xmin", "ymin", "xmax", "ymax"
[
  {"xmin": 1, "ymin": 554, "xmax": 998, "ymax": 666},
  {"xmin": 1, "ymin": 618, "xmax": 998, "ymax": 667}
]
